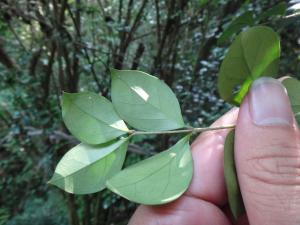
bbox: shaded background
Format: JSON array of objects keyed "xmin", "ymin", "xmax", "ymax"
[{"xmin": 0, "ymin": 0, "xmax": 300, "ymax": 224}]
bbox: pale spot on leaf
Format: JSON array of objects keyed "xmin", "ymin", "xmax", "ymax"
[{"xmin": 131, "ymin": 86, "xmax": 149, "ymax": 101}]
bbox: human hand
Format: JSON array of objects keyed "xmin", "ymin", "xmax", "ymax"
[{"xmin": 128, "ymin": 77, "xmax": 300, "ymax": 225}]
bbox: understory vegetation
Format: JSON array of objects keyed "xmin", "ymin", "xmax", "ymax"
[{"xmin": 0, "ymin": 0, "xmax": 300, "ymax": 224}]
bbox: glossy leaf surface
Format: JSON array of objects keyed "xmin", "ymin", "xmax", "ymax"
[
  {"xmin": 224, "ymin": 130, "xmax": 245, "ymax": 219},
  {"xmin": 282, "ymin": 77, "xmax": 300, "ymax": 125},
  {"xmin": 111, "ymin": 69, "xmax": 185, "ymax": 131},
  {"xmin": 49, "ymin": 138, "xmax": 129, "ymax": 194},
  {"xmin": 218, "ymin": 26, "xmax": 280, "ymax": 105},
  {"xmin": 106, "ymin": 135, "xmax": 193, "ymax": 205},
  {"xmin": 62, "ymin": 92, "xmax": 128, "ymax": 145}
]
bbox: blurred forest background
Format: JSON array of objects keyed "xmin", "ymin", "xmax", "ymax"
[{"xmin": 0, "ymin": 0, "xmax": 300, "ymax": 224}]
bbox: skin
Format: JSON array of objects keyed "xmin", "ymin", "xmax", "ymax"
[
  {"xmin": 129, "ymin": 108, "xmax": 241, "ymax": 225},
  {"xmin": 129, "ymin": 93, "xmax": 300, "ymax": 225}
]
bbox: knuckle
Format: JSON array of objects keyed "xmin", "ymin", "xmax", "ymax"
[
  {"xmin": 240, "ymin": 143, "xmax": 300, "ymax": 214},
  {"xmin": 245, "ymin": 152, "xmax": 300, "ymax": 186},
  {"xmin": 242, "ymin": 136, "xmax": 300, "ymax": 185}
]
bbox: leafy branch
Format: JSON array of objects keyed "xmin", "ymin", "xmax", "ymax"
[{"xmin": 49, "ymin": 25, "xmax": 300, "ymax": 220}]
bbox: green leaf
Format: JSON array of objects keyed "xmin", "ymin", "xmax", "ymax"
[
  {"xmin": 199, "ymin": 0, "xmax": 208, "ymax": 7},
  {"xmin": 49, "ymin": 138, "xmax": 129, "ymax": 194},
  {"xmin": 224, "ymin": 130, "xmax": 245, "ymax": 219},
  {"xmin": 282, "ymin": 77, "xmax": 300, "ymax": 126},
  {"xmin": 218, "ymin": 12, "xmax": 254, "ymax": 45},
  {"xmin": 218, "ymin": 26, "xmax": 280, "ymax": 105},
  {"xmin": 106, "ymin": 135, "xmax": 193, "ymax": 205},
  {"xmin": 62, "ymin": 92, "xmax": 129, "ymax": 145},
  {"xmin": 258, "ymin": 2, "xmax": 287, "ymax": 21},
  {"xmin": 111, "ymin": 69, "xmax": 185, "ymax": 131}
]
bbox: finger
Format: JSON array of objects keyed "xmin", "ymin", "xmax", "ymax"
[
  {"xmin": 128, "ymin": 195, "xmax": 231, "ymax": 225},
  {"xmin": 129, "ymin": 108, "xmax": 239, "ymax": 225},
  {"xmin": 235, "ymin": 77, "xmax": 300, "ymax": 225},
  {"xmin": 223, "ymin": 206, "xmax": 249, "ymax": 225},
  {"xmin": 187, "ymin": 107, "xmax": 239, "ymax": 205}
]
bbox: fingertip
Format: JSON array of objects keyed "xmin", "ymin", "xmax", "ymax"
[
  {"xmin": 128, "ymin": 196, "xmax": 231, "ymax": 225},
  {"xmin": 235, "ymin": 78, "xmax": 300, "ymax": 225}
]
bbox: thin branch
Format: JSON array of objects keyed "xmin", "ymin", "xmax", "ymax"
[
  {"xmin": 71, "ymin": 0, "xmax": 81, "ymax": 92},
  {"xmin": 114, "ymin": 0, "xmax": 148, "ymax": 68},
  {"xmin": 124, "ymin": 0, "xmax": 134, "ymax": 29},
  {"xmin": 43, "ymin": 42, "xmax": 57, "ymax": 99},
  {"xmin": 118, "ymin": 0, "xmax": 123, "ymax": 23},
  {"xmin": 66, "ymin": 2, "xmax": 102, "ymax": 91},
  {"xmin": 154, "ymin": 0, "xmax": 161, "ymax": 43},
  {"xmin": 74, "ymin": 42, "xmax": 110, "ymax": 54},
  {"xmin": 132, "ymin": 30, "xmax": 154, "ymax": 41},
  {"xmin": 96, "ymin": 0, "xmax": 106, "ymax": 17},
  {"xmin": 128, "ymin": 0, "xmax": 148, "ymax": 36},
  {"xmin": 131, "ymin": 43, "xmax": 145, "ymax": 69},
  {"xmin": 0, "ymin": 2, "xmax": 46, "ymax": 25},
  {"xmin": 129, "ymin": 124, "xmax": 236, "ymax": 136},
  {"xmin": 7, "ymin": 22, "xmax": 28, "ymax": 52},
  {"xmin": 0, "ymin": 43, "xmax": 16, "ymax": 69},
  {"xmin": 25, "ymin": 126, "xmax": 151, "ymax": 155},
  {"xmin": 60, "ymin": 0, "xmax": 68, "ymax": 22}
]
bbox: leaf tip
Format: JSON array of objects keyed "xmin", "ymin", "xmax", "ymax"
[
  {"xmin": 110, "ymin": 68, "xmax": 120, "ymax": 78},
  {"xmin": 62, "ymin": 91, "xmax": 72, "ymax": 96},
  {"xmin": 105, "ymin": 179, "xmax": 113, "ymax": 190},
  {"xmin": 62, "ymin": 91, "xmax": 74, "ymax": 102},
  {"xmin": 47, "ymin": 177, "xmax": 55, "ymax": 186}
]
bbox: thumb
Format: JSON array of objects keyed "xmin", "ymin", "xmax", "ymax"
[{"xmin": 235, "ymin": 77, "xmax": 300, "ymax": 225}]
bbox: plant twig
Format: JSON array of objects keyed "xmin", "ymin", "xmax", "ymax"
[
  {"xmin": 7, "ymin": 22, "xmax": 28, "ymax": 53},
  {"xmin": 284, "ymin": 12, "xmax": 300, "ymax": 19},
  {"xmin": 129, "ymin": 124, "xmax": 236, "ymax": 136}
]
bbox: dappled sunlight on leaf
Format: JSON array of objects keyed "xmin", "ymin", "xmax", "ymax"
[
  {"xmin": 49, "ymin": 139, "xmax": 129, "ymax": 194},
  {"xmin": 131, "ymin": 86, "xmax": 150, "ymax": 101}
]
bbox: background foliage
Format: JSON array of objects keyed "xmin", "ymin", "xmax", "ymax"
[{"xmin": 0, "ymin": 0, "xmax": 299, "ymax": 224}]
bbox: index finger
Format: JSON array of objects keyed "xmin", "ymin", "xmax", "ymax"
[{"xmin": 186, "ymin": 107, "xmax": 239, "ymax": 205}]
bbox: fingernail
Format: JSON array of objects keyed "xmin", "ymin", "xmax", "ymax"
[{"xmin": 249, "ymin": 77, "xmax": 293, "ymax": 127}]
